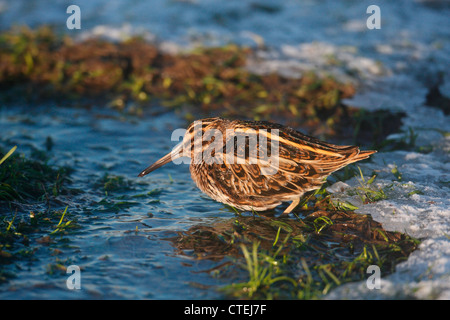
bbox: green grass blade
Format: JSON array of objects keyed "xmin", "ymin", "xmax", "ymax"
[
  {"xmin": 0, "ymin": 146, "xmax": 17, "ymax": 166},
  {"xmin": 272, "ymin": 227, "xmax": 281, "ymax": 247}
]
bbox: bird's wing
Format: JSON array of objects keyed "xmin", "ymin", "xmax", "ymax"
[
  {"xmin": 201, "ymin": 120, "xmax": 374, "ymax": 199},
  {"xmin": 205, "ymin": 156, "xmax": 315, "ymax": 200}
]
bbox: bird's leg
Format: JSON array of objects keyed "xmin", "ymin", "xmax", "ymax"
[{"xmin": 281, "ymin": 198, "xmax": 300, "ymax": 216}]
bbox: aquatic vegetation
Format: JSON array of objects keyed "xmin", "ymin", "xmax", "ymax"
[
  {"xmin": 0, "ymin": 146, "xmax": 72, "ymax": 202},
  {"xmin": 0, "ymin": 204, "xmax": 81, "ymax": 283},
  {"xmin": 0, "ymin": 26, "xmax": 408, "ymax": 149},
  {"xmin": 226, "ymin": 240, "xmax": 297, "ymax": 299},
  {"xmin": 0, "ymin": 146, "xmax": 77, "ymax": 283},
  {"xmin": 391, "ymin": 165, "xmax": 403, "ymax": 182},
  {"xmin": 0, "ymin": 146, "xmax": 19, "ymax": 201},
  {"xmin": 0, "ymin": 26, "xmax": 401, "ymax": 139},
  {"xmin": 50, "ymin": 206, "xmax": 73, "ymax": 235},
  {"xmin": 353, "ymin": 168, "xmax": 388, "ymax": 204},
  {"xmin": 0, "ymin": 146, "xmax": 17, "ymax": 167},
  {"xmin": 171, "ymin": 200, "xmax": 419, "ymax": 299},
  {"xmin": 97, "ymin": 173, "xmax": 132, "ymax": 193}
]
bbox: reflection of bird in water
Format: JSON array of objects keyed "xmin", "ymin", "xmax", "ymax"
[{"xmin": 138, "ymin": 117, "xmax": 376, "ymax": 215}]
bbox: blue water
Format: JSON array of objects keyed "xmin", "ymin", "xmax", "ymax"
[{"xmin": 0, "ymin": 104, "xmax": 236, "ymax": 299}]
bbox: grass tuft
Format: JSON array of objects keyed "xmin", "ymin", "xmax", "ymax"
[{"xmin": 170, "ymin": 202, "xmax": 420, "ymax": 299}]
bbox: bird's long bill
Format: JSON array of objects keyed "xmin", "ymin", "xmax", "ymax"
[{"xmin": 137, "ymin": 142, "xmax": 184, "ymax": 177}]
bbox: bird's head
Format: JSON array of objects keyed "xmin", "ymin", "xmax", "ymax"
[{"xmin": 137, "ymin": 118, "xmax": 222, "ymax": 177}]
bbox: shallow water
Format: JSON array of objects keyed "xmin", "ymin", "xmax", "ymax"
[{"xmin": 0, "ymin": 104, "xmax": 237, "ymax": 299}]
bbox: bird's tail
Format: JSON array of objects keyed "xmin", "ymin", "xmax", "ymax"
[{"xmin": 348, "ymin": 149, "xmax": 377, "ymax": 164}]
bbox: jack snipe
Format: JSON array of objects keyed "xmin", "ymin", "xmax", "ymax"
[{"xmin": 138, "ymin": 117, "xmax": 376, "ymax": 214}]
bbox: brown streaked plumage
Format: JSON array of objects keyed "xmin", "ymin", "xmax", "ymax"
[{"xmin": 138, "ymin": 117, "xmax": 376, "ymax": 214}]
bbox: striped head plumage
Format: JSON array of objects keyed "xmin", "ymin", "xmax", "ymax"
[{"xmin": 138, "ymin": 117, "xmax": 376, "ymax": 214}]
